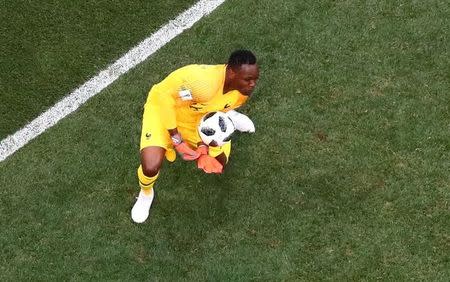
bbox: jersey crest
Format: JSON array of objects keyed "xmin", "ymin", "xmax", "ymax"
[
  {"xmin": 189, "ymin": 103, "xmax": 206, "ymax": 111},
  {"xmin": 178, "ymin": 88, "xmax": 193, "ymax": 101}
]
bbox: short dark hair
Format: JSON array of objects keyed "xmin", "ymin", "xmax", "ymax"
[{"xmin": 227, "ymin": 50, "xmax": 257, "ymax": 70}]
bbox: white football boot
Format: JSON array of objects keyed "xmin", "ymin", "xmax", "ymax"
[
  {"xmin": 131, "ymin": 189, "xmax": 154, "ymax": 223},
  {"xmin": 226, "ymin": 110, "xmax": 255, "ymax": 133}
]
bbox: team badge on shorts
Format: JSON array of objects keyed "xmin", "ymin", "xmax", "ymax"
[{"xmin": 145, "ymin": 132, "xmax": 151, "ymax": 140}]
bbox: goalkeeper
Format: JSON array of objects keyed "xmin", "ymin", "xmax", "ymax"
[{"xmin": 132, "ymin": 50, "xmax": 260, "ymax": 223}]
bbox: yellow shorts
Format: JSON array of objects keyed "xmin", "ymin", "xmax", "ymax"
[{"xmin": 140, "ymin": 104, "xmax": 231, "ymax": 161}]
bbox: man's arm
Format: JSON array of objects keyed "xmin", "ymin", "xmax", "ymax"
[{"xmin": 168, "ymin": 128, "xmax": 200, "ymax": 161}]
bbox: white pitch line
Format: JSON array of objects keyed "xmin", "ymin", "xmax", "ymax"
[{"xmin": 0, "ymin": 0, "xmax": 226, "ymax": 162}]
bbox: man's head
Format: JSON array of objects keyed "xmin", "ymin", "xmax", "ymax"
[{"xmin": 225, "ymin": 50, "xmax": 259, "ymax": 96}]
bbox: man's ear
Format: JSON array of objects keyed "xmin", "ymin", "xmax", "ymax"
[
  {"xmin": 231, "ymin": 66, "xmax": 242, "ymax": 78},
  {"xmin": 226, "ymin": 66, "xmax": 237, "ymax": 80}
]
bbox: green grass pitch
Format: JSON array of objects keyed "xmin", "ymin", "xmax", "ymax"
[{"xmin": 1, "ymin": 0, "xmax": 449, "ymax": 280}]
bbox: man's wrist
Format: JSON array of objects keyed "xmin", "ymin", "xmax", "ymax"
[{"xmin": 171, "ymin": 133, "xmax": 183, "ymax": 145}]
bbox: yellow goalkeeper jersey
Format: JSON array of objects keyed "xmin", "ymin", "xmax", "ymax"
[{"xmin": 145, "ymin": 64, "xmax": 248, "ymax": 131}]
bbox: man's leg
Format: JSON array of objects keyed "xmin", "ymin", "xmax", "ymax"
[
  {"xmin": 209, "ymin": 142, "xmax": 231, "ymax": 168},
  {"xmin": 215, "ymin": 152, "xmax": 228, "ymax": 167},
  {"xmin": 131, "ymin": 146, "xmax": 165, "ymax": 223}
]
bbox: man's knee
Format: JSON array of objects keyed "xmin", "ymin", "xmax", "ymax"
[
  {"xmin": 140, "ymin": 146, "xmax": 165, "ymax": 177},
  {"xmin": 141, "ymin": 162, "xmax": 160, "ymax": 177}
]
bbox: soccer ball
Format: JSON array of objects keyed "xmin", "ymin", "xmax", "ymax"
[{"xmin": 198, "ymin": 111, "xmax": 235, "ymax": 146}]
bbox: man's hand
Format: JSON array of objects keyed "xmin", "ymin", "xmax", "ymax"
[
  {"xmin": 196, "ymin": 145, "xmax": 223, "ymax": 174},
  {"xmin": 227, "ymin": 110, "xmax": 255, "ymax": 133},
  {"xmin": 171, "ymin": 133, "xmax": 200, "ymax": 161}
]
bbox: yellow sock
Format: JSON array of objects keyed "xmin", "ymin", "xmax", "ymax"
[{"xmin": 137, "ymin": 165, "xmax": 159, "ymax": 195}]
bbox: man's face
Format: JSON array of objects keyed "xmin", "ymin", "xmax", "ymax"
[{"xmin": 230, "ymin": 64, "xmax": 260, "ymax": 96}]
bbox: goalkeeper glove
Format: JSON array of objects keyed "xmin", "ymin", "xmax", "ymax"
[
  {"xmin": 196, "ymin": 145, "xmax": 223, "ymax": 174},
  {"xmin": 171, "ymin": 134, "xmax": 200, "ymax": 161},
  {"xmin": 226, "ymin": 110, "xmax": 255, "ymax": 133}
]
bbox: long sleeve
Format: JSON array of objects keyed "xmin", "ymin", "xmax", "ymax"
[{"xmin": 150, "ymin": 72, "xmax": 182, "ymax": 130}]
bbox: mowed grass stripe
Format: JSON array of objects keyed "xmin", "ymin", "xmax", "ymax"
[
  {"xmin": 0, "ymin": 0, "xmax": 226, "ymax": 162},
  {"xmin": 0, "ymin": 0, "xmax": 197, "ymax": 139},
  {"xmin": 1, "ymin": 0, "xmax": 448, "ymax": 280}
]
